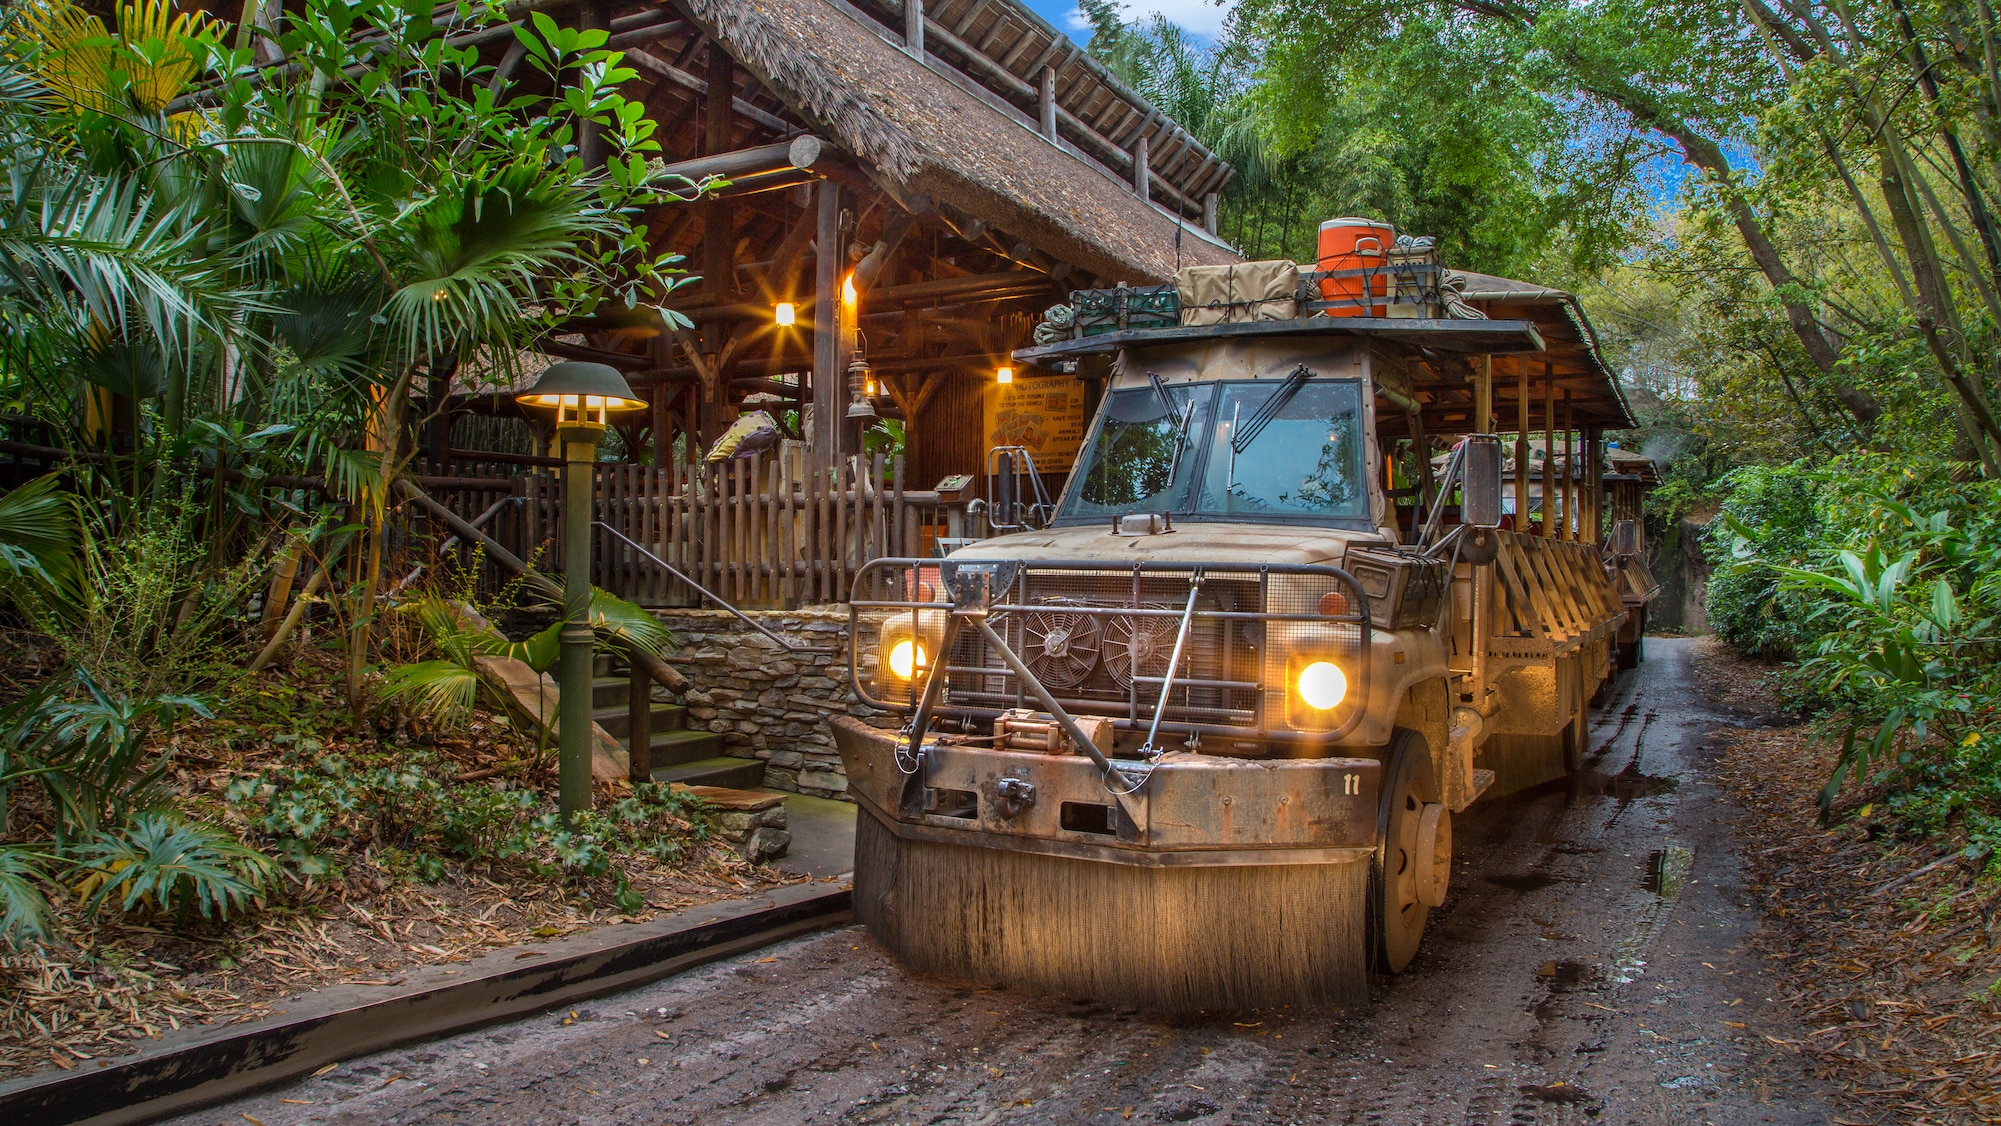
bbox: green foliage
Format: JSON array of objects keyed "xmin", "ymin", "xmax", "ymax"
[
  {"xmin": 1705, "ymin": 463, "xmax": 1832, "ymax": 660},
  {"xmin": 0, "ymin": 845, "xmax": 56, "ymax": 947},
  {"xmin": 18, "ymin": 489, "xmax": 264, "ymax": 700},
  {"xmin": 0, "ymin": 473, "xmax": 80, "ymax": 591},
  {"xmin": 1719, "ymin": 457, "xmax": 2001, "ymax": 818},
  {"xmin": 381, "ymin": 587, "xmax": 674, "ymax": 728},
  {"xmin": 72, "ymin": 810, "xmax": 275, "ymax": 923},
  {"xmin": 0, "ymin": 664, "xmax": 207, "ymax": 848},
  {"xmin": 233, "ymin": 743, "xmax": 707, "ymax": 895}
]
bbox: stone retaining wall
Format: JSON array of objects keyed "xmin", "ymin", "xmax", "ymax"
[{"xmin": 655, "ymin": 608, "xmax": 878, "ymax": 799}]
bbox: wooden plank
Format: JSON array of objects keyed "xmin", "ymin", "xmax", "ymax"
[
  {"xmin": 780, "ymin": 451, "xmax": 795, "ymax": 607},
  {"xmin": 893, "ymin": 453, "xmax": 907, "ymax": 561},
  {"xmin": 1532, "ymin": 539, "xmax": 1588, "ymax": 635},
  {"xmin": 1506, "ymin": 534, "xmax": 1568, "ymax": 641},
  {"xmin": 834, "ymin": 459, "xmax": 849, "ymax": 600},
  {"xmin": 813, "ymin": 462, "xmax": 829, "ymax": 603},
  {"xmin": 1491, "ymin": 536, "xmax": 1539, "ymax": 638}
]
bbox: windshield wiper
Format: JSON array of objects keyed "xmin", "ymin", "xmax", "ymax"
[
  {"xmin": 1231, "ymin": 364, "xmax": 1313, "ymax": 455},
  {"xmin": 1148, "ymin": 372, "xmax": 1196, "ymax": 495}
]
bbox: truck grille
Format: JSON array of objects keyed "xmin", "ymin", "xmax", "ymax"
[{"xmin": 850, "ymin": 559, "xmax": 1371, "ymax": 743}]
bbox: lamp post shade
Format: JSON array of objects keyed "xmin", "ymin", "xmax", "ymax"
[{"xmin": 516, "ymin": 361, "xmax": 647, "ymax": 426}]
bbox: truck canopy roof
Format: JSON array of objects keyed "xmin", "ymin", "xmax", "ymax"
[{"xmin": 1014, "ymin": 268, "xmax": 1635, "ymax": 435}]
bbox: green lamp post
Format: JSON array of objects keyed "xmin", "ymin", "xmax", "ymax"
[{"xmin": 515, "ymin": 361, "xmax": 647, "ymax": 824}]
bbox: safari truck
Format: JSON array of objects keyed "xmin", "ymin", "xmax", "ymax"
[{"xmin": 831, "ymin": 237, "xmax": 1654, "ymax": 1011}]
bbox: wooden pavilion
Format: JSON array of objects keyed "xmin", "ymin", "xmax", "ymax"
[{"xmin": 439, "ymin": 0, "xmax": 1239, "ymax": 490}]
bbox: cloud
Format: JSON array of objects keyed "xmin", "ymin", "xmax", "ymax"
[
  {"xmin": 1062, "ymin": 0, "xmax": 1237, "ymax": 39},
  {"xmin": 1130, "ymin": 0, "xmax": 1236, "ymax": 36}
]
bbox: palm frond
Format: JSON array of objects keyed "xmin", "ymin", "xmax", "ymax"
[
  {"xmin": 470, "ymin": 618, "xmax": 561, "ymax": 672},
  {"xmin": 381, "ymin": 162, "xmax": 616, "ymax": 367},
  {"xmin": 380, "ymin": 659, "xmax": 482, "ymax": 726},
  {"xmin": 0, "ymin": 158, "xmax": 250, "ymax": 367},
  {"xmin": 588, "ymin": 588, "xmax": 675, "ymax": 657},
  {"xmin": 0, "ymin": 473, "xmax": 81, "ymax": 590},
  {"xmin": 319, "ymin": 445, "xmax": 384, "ymax": 515}
]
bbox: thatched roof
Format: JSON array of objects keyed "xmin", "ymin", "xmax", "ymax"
[{"xmin": 676, "ymin": 0, "xmax": 1240, "ymax": 284}]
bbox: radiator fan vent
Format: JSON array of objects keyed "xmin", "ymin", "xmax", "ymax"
[{"xmin": 1021, "ymin": 602, "xmax": 1102, "ymax": 690}]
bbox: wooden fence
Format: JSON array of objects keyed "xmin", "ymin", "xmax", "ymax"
[{"xmin": 417, "ymin": 451, "xmax": 955, "ymax": 610}]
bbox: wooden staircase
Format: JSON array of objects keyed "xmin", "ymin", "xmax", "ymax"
[{"xmin": 591, "ymin": 671, "xmax": 767, "ymax": 788}]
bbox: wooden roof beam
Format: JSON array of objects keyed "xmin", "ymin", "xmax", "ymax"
[{"xmin": 624, "ymin": 48, "xmax": 797, "ymax": 135}]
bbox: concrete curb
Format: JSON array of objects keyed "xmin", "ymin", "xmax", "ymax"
[{"xmin": 0, "ymin": 882, "xmax": 852, "ymax": 1126}]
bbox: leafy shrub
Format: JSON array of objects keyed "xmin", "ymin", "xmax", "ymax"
[
  {"xmin": 0, "ymin": 846, "xmax": 55, "ymax": 947},
  {"xmin": 233, "ymin": 745, "xmax": 709, "ymax": 896},
  {"xmin": 71, "ymin": 812, "xmax": 275, "ymax": 924},
  {"xmin": 0, "ymin": 665, "xmax": 207, "ymax": 847},
  {"xmin": 1705, "ymin": 462, "xmax": 1830, "ymax": 660},
  {"xmin": 1724, "ymin": 457, "xmax": 2001, "ymax": 817}
]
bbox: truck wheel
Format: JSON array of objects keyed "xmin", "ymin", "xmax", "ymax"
[{"xmin": 1371, "ymin": 728, "xmax": 1447, "ymax": 973}]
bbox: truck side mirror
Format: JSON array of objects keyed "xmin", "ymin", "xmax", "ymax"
[{"xmin": 1461, "ymin": 435, "xmax": 1504, "ymax": 530}]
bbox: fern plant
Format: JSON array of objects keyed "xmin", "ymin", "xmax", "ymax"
[{"xmin": 72, "ymin": 811, "xmax": 275, "ymax": 924}]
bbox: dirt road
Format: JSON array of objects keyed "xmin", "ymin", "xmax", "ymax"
[{"xmin": 172, "ymin": 638, "xmax": 1836, "ymax": 1125}]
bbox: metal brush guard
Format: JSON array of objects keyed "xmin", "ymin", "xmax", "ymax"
[{"xmin": 848, "ymin": 559, "xmax": 1372, "ymax": 801}]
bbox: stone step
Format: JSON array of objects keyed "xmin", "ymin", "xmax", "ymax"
[
  {"xmin": 651, "ymin": 755, "xmax": 766, "ymax": 789},
  {"xmin": 643, "ymin": 728, "xmax": 728, "ymax": 769},
  {"xmin": 592, "ymin": 703, "xmax": 688, "ymax": 739},
  {"xmin": 591, "ymin": 676, "xmax": 631, "ymax": 710},
  {"xmin": 669, "ymin": 784, "xmax": 788, "ymax": 864}
]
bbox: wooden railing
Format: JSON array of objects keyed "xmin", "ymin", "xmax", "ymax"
[
  {"xmin": 1487, "ymin": 531, "xmax": 1626, "ymax": 655},
  {"xmin": 416, "ymin": 452, "xmax": 959, "ymax": 610}
]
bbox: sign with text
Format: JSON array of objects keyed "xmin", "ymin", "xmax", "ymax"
[{"xmin": 983, "ymin": 373, "xmax": 1088, "ymax": 471}]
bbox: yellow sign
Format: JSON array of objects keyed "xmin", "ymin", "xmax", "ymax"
[{"xmin": 984, "ymin": 373, "xmax": 1088, "ymax": 471}]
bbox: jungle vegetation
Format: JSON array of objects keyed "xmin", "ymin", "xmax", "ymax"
[{"xmin": 1081, "ymin": 0, "xmax": 2001, "ymax": 846}]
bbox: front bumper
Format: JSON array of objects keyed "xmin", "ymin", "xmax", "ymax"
[{"xmin": 832, "ymin": 716, "xmax": 1380, "ymax": 867}]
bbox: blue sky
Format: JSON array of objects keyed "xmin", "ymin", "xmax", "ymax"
[{"xmin": 1019, "ymin": 0, "xmax": 1237, "ymax": 41}]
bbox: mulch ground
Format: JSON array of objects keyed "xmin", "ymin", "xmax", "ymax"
[
  {"xmin": 0, "ymin": 651, "xmax": 803, "ymax": 1083},
  {"xmin": 1695, "ymin": 638, "xmax": 2001, "ymax": 1125}
]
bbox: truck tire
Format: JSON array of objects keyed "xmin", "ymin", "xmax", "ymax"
[{"xmin": 1371, "ymin": 727, "xmax": 1446, "ymax": 974}]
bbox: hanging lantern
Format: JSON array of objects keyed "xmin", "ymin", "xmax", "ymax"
[{"xmin": 846, "ymin": 354, "xmax": 877, "ymax": 419}]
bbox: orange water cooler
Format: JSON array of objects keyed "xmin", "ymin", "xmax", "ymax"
[{"xmin": 1315, "ymin": 217, "xmax": 1395, "ymax": 316}]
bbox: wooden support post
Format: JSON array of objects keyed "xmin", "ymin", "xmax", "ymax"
[
  {"xmin": 1038, "ymin": 66, "xmax": 1057, "ymax": 140},
  {"xmin": 1132, "ymin": 132, "xmax": 1150, "ymax": 200},
  {"xmin": 905, "ymin": 0, "xmax": 924, "ymax": 54},
  {"xmin": 1552, "ymin": 392, "xmax": 1568, "ymax": 540},
  {"xmin": 1474, "ymin": 354, "xmax": 1492, "ymax": 434},
  {"xmin": 812, "ymin": 180, "xmax": 842, "ymax": 465},
  {"xmin": 1585, "ymin": 426, "xmax": 1603, "ymax": 545},
  {"xmin": 701, "ymin": 43, "xmax": 735, "ymax": 303},
  {"xmin": 1515, "ymin": 361, "xmax": 1530, "ymax": 531},
  {"xmin": 1203, "ymin": 192, "xmax": 1218, "ymax": 235},
  {"xmin": 627, "ymin": 660, "xmax": 653, "ymax": 781},
  {"xmin": 1542, "ymin": 363, "xmax": 1555, "ymax": 537}
]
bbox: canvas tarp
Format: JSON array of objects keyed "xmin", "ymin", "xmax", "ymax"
[{"xmin": 1176, "ymin": 260, "xmax": 1299, "ymax": 325}]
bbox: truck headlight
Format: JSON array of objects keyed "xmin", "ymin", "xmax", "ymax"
[
  {"xmin": 887, "ymin": 638, "xmax": 927, "ymax": 680},
  {"xmin": 1295, "ymin": 660, "xmax": 1348, "ymax": 710}
]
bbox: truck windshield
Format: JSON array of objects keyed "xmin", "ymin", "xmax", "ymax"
[
  {"xmin": 1066, "ymin": 382, "xmax": 1214, "ymax": 516},
  {"xmin": 1199, "ymin": 380, "xmax": 1367, "ymax": 520},
  {"xmin": 1059, "ymin": 377, "xmax": 1369, "ymax": 524}
]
